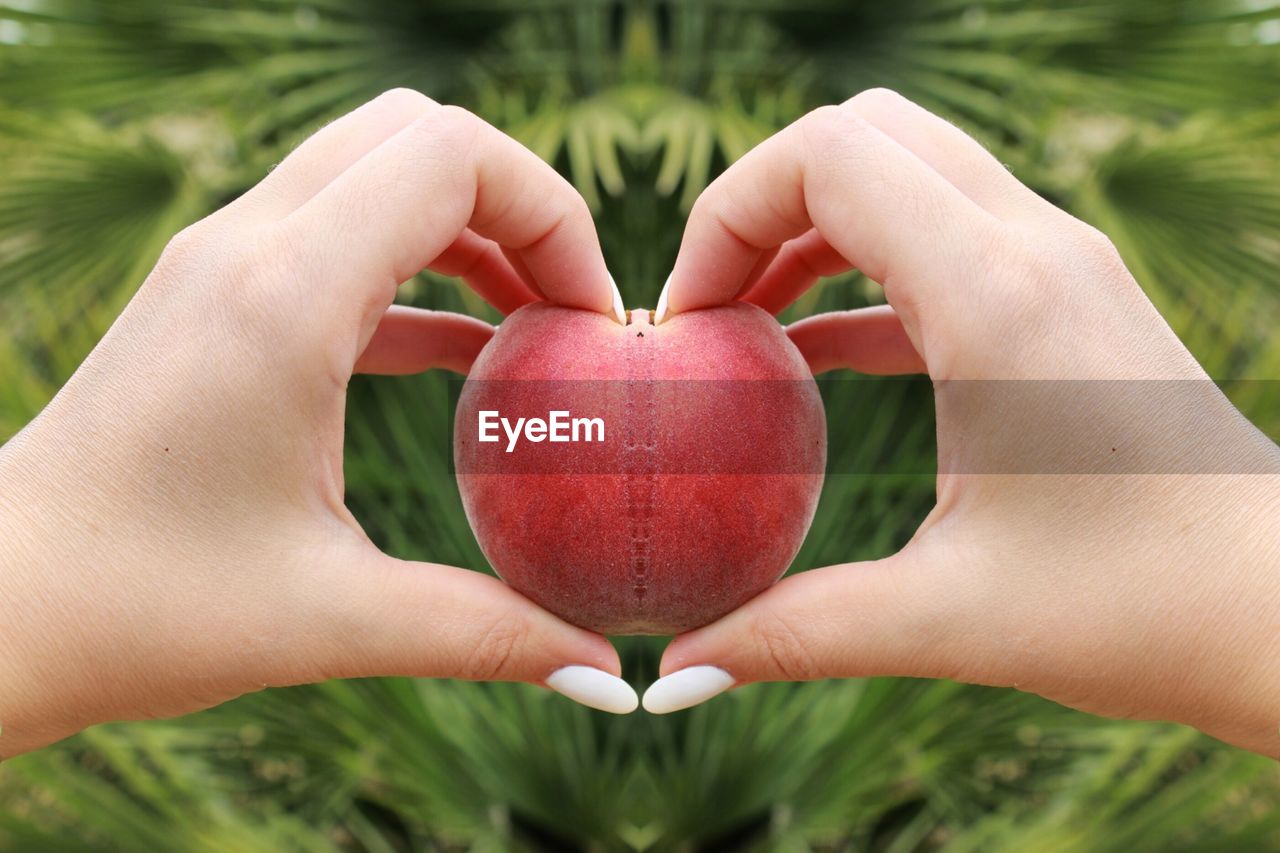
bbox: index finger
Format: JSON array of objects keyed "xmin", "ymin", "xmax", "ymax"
[
  {"xmin": 661, "ymin": 102, "xmax": 999, "ymax": 332},
  {"xmin": 281, "ymin": 105, "xmax": 620, "ymax": 329}
]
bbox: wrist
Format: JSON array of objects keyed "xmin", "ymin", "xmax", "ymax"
[
  {"xmin": 1232, "ymin": 475, "xmax": 1280, "ymax": 756},
  {"xmin": 1190, "ymin": 471, "xmax": 1280, "ymax": 757},
  {"xmin": 0, "ymin": 427, "xmax": 86, "ymax": 759}
]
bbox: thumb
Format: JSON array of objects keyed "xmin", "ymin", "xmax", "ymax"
[
  {"xmin": 644, "ymin": 548, "xmax": 978, "ymax": 713},
  {"xmin": 286, "ymin": 541, "xmax": 638, "ymax": 713}
]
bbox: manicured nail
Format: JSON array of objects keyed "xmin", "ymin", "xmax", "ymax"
[
  {"xmin": 642, "ymin": 665, "xmax": 734, "ymax": 714},
  {"xmin": 547, "ymin": 665, "xmax": 638, "ymax": 714},
  {"xmin": 653, "ymin": 274, "xmax": 671, "ymax": 324},
  {"xmin": 608, "ymin": 272, "xmax": 627, "ymax": 325}
]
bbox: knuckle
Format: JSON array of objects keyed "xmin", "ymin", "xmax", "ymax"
[
  {"xmin": 463, "ymin": 612, "xmax": 528, "ymax": 680},
  {"xmin": 565, "ymin": 189, "xmax": 593, "ymax": 223},
  {"xmin": 1008, "ymin": 218, "xmax": 1132, "ymax": 298},
  {"xmin": 938, "ymin": 224, "xmax": 1057, "ymax": 341},
  {"xmin": 994, "ymin": 227, "xmax": 1063, "ymax": 304},
  {"xmin": 802, "ymin": 103, "xmax": 854, "ymax": 138},
  {"xmin": 410, "ymin": 104, "xmax": 486, "ymax": 160},
  {"xmin": 1072, "ymin": 220, "xmax": 1117, "ymax": 253},
  {"xmin": 374, "ymin": 86, "xmax": 436, "ymax": 117},
  {"xmin": 799, "ymin": 104, "xmax": 873, "ymax": 164},
  {"xmin": 434, "ymin": 103, "xmax": 482, "ymax": 137},
  {"xmin": 751, "ymin": 610, "xmax": 819, "ymax": 682},
  {"xmin": 152, "ymin": 222, "xmax": 211, "ymax": 278},
  {"xmin": 802, "ymin": 103, "xmax": 882, "ymax": 156},
  {"xmin": 1071, "ymin": 222, "xmax": 1129, "ymax": 277},
  {"xmin": 945, "ymin": 216, "xmax": 1020, "ymax": 289},
  {"xmin": 687, "ymin": 189, "xmax": 717, "ymax": 225},
  {"xmin": 254, "ymin": 219, "xmax": 310, "ymax": 279},
  {"xmin": 805, "ymin": 102, "xmax": 844, "ymax": 125},
  {"xmin": 205, "ymin": 229, "xmax": 293, "ymax": 335},
  {"xmin": 165, "ymin": 222, "xmax": 205, "ymax": 255},
  {"xmin": 845, "ymin": 86, "xmax": 909, "ymax": 113},
  {"xmin": 982, "ymin": 219, "xmax": 1032, "ymax": 269}
]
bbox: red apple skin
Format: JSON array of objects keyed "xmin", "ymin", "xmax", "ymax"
[{"xmin": 454, "ymin": 301, "xmax": 826, "ymax": 635}]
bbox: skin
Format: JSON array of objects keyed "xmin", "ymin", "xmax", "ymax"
[
  {"xmin": 656, "ymin": 88, "xmax": 1280, "ymax": 756},
  {"xmin": 0, "ymin": 90, "xmax": 624, "ymax": 758},
  {"xmin": 2, "ymin": 87, "xmax": 1278, "ymax": 759}
]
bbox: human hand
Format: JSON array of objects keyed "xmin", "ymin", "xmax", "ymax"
[
  {"xmin": 0, "ymin": 89, "xmax": 639, "ymax": 759},
  {"xmin": 643, "ymin": 89, "xmax": 1280, "ymax": 756}
]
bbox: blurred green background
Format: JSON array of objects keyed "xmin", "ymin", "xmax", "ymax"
[{"xmin": 3, "ymin": 1, "xmax": 1280, "ymax": 850}]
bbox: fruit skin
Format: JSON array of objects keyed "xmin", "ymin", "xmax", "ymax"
[{"xmin": 454, "ymin": 301, "xmax": 826, "ymax": 635}]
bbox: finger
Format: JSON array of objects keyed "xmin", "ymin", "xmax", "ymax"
[
  {"xmin": 663, "ymin": 100, "xmax": 998, "ymax": 336},
  {"xmin": 500, "ymin": 246, "xmax": 547, "ymax": 301},
  {"xmin": 737, "ymin": 91, "xmax": 1045, "ymax": 318},
  {"xmin": 223, "ymin": 90, "xmax": 543, "ymax": 315},
  {"xmin": 213, "ymin": 90, "xmax": 542, "ymax": 318},
  {"xmin": 786, "ymin": 307, "xmax": 925, "ymax": 376},
  {"xmin": 229, "ymin": 88, "xmax": 438, "ymax": 222},
  {"xmin": 643, "ymin": 553, "xmax": 971, "ymax": 713},
  {"xmin": 429, "ymin": 230, "xmax": 539, "ymax": 315},
  {"xmin": 739, "ymin": 230, "xmax": 851, "ymax": 315},
  {"xmin": 281, "ymin": 105, "xmax": 615, "ymax": 334},
  {"xmin": 740, "ymin": 245, "xmax": 782, "ymax": 294},
  {"xmin": 354, "ymin": 307, "xmax": 494, "ymax": 376},
  {"xmin": 300, "ymin": 547, "xmax": 638, "ymax": 714},
  {"xmin": 841, "ymin": 88, "xmax": 1055, "ymax": 222}
]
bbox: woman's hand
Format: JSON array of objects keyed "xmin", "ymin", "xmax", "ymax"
[
  {"xmin": 0, "ymin": 89, "xmax": 639, "ymax": 759},
  {"xmin": 644, "ymin": 89, "xmax": 1280, "ymax": 756}
]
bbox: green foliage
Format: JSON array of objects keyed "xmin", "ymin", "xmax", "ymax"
[{"xmin": 2, "ymin": 1, "xmax": 1279, "ymax": 849}]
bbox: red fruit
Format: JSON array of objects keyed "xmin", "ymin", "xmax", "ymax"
[{"xmin": 454, "ymin": 302, "xmax": 826, "ymax": 635}]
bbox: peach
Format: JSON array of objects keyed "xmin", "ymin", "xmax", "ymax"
[{"xmin": 454, "ymin": 302, "xmax": 826, "ymax": 635}]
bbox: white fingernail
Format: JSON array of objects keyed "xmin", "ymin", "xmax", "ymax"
[
  {"xmin": 642, "ymin": 665, "xmax": 734, "ymax": 714},
  {"xmin": 653, "ymin": 274, "xmax": 671, "ymax": 324},
  {"xmin": 547, "ymin": 665, "xmax": 638, "ymax": 714},
  {"xmin": 608, "ymin": 272, "xmax": 627, "ymax": 325}
]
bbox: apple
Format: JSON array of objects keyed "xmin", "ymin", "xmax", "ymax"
[{"xmin": 454, "ymin": 302, "xmax": 826, "ymax": 635}]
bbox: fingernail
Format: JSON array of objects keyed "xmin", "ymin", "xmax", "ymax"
[
  {"xmin": 546, "ymin": 665, "xmax": 638, "ymax": 714},
  {"xmin": 608, "ymin": 272, "xmax": 627, "ymax": 325},
  {"xmin": 642, "ymin": 665, "xmax": 734, "ymax": 714},
  {"xmin": 653, "ymin": 274, "xmax": 671, "ymax": 324}
]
